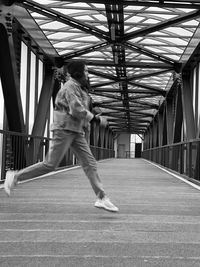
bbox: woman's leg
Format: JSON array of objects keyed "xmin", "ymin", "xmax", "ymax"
[
  {"xmin": 71, "ymin": 133, "xmax": 105, "ymax": 198},
  {"xmin": 16, "ymin": 130, "xmax": 75, "ymax": 181}
]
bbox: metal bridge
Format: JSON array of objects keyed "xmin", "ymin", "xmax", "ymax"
[{"xmin": 0, "ymin": 1, "xmax": 200, "ymax": 266}]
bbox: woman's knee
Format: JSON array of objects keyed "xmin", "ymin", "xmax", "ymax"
[
  {"xmin": 43, "ymin": 161, "xmax": 56, "ymax": 171},
  {"xmin": 82, "ymin": 160, "xmax": 97, "ymax": 173}
]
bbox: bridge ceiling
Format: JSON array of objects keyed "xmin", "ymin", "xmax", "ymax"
[{"xmin": 14, "ymin": 0, "xmax": 200, "ymax": 134}]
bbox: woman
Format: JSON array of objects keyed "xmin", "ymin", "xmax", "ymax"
[{"xmin": 4, "ymin": 60, "xmax": 119, "ymax": 213}]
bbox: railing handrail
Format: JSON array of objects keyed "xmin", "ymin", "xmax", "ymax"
[
  {"xmin": 0, "ymin": 129, "xmax": 114, "ymax": 151},
  {"xmin": 143, "ymin": 138, "xmax": 200, "ymax": 151},
  {"xmin": 142, "ymin": 138, "xmax": 200, "ymax": 182},
  {"xmin": 0, "ymin": 129, "xmax": 115, "ymax": 180},
  {"xmin": 0, "ymin": 129, "xmax": 52, "ymax": 141}
]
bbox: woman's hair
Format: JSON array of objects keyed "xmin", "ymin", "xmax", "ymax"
[
  {"xmin": 67, "ymin": 60, "xmax": 85, "ymax": 80},
  {"xmin": 66, "ymin": 60, "xmax": 90, "ymax": 90}
]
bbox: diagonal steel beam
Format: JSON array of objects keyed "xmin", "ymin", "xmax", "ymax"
[
  {"xmin": 20, "ymin": 0, "xmax": 110, "ymax": 40},
  {"xmin": 93, "ymin": 99, "xmax": 120, "ymax": 105},
  {"xmin": 123, "ymin": 9, "xmax": 200, "ymax": 42},
  {"xmin": 0, "ymin": 23, "xmax": 25, "ymax": 132},
  {"xmin": 28, "ymin": 67, "xmax": 56, "ymax": 164},
  {"xmin": 129, "ymin": 81, "xmax": 167, "ymax": 96},
  {"xmin": 89, "ymin": 69, "xmax": 117, "ymax": 81},
  {"xmin": 91, "ymin": 70, "xmax": 170, "ymax": 91},
  {"xmin": 129, "ymin": 93, "xmax": 159, "ymax": 100},
  {"xmin": 127, "ymin": 69, "xmax": 172, "ymax": 81},
  {"xmin": 63, "ymin": 42, "xmax": 110, "ymax": 60},
  {"xmin": 91, "ymin": 81, "xmax": 119, "ymax": 88},
  {"xmin": 132, "ymin": 100, "xmax": 159, "ymax": 109},
  {"xmin": 89, "ymin": 91, "xmax": 122, "ymax": 101},
  {"xmin": 124, "ymin": 42, "xmax": 176, "ymax": 66}
]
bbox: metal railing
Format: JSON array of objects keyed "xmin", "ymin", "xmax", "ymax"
[
  {"xmin": 142, "ymin": 139, "xmax": 200, "ymax": 181},
  {"xmin": 0, "ymin": 130, "xmax": 51, "ymax": 181},
  {"xmin": 90, "ymin": 145, "xmax": 115, "ymax": 160},
  {"xmin": 0, "ymin": 130, "xmax": 115, "ymax": 181}
]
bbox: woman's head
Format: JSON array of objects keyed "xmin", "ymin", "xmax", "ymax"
[
  {"xmin": 67, "ymin": 60, "xmax": 87, "ymax": 78},
  {"xmin": 66, "ymin": 60, "xmax": 90, "ymax": 89}
]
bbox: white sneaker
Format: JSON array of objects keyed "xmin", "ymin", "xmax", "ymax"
[
  {"xmin": 94, "ymin": 196, "xmax": 119, "ymax": 212},
  {"xmin": 4, "ymin": 170, "xmax": 18, "ymax": 196}
]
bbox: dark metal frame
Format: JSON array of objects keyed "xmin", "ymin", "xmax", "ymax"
[
  {"xmin": 1, "ymin": 1, "xmax": 200, "ymax": 174},
  {"xmin": 4, "ymin": 0, "xmax": 198, "ymax": 134}
]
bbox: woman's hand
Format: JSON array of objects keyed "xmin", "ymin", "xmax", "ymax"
[
  {"xmin": 95, "ymin": 114, "xmax": 108, "ymax": 127},
  {"xmin": 91, "ymin": 114, "xmax": 108, "ymax": 127}
]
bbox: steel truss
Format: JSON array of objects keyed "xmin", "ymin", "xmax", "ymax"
[{"xmin": 1, "ymin": 0, "xmax": 198, "ymax": 134}]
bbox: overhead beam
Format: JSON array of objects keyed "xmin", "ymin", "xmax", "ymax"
[
  {"xmin": 109, "ymin": 118, "xmax": 151, "ymax": 123},
  {"xmin": 93, "ymin": 88, "xmax": 162, "ymax": 94},
  {"xmin": 104, "ymin": 110, "xmax": 154, "ymax": 118},
  {"xmin": 96, "ymin": 104, "xmax": 156, "ymax": 115},
  {"xmin": 105, "ymin": 3, "xmax": 131, "ymax": 130},
  {"xmin": 96, "ymin": 101, "xmax": 159, "ymax": 109},
  {"xmin": 84, "ymin": 59, "xmax": 173, "ymax": 69}
]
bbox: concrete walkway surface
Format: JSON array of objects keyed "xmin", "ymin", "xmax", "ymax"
[{"xmin": 0, "ymin": 158, "xmax": 200, "ymax": 267}]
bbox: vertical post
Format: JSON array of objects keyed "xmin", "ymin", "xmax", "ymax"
[{"xmin": 27, "ymin": 67, "xmax": 55, "ymax": 165}]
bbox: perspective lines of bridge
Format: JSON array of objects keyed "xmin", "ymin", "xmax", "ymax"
[{"xmin": 0, "ymin": 159, "xmax": 200, "ymax": 267}]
